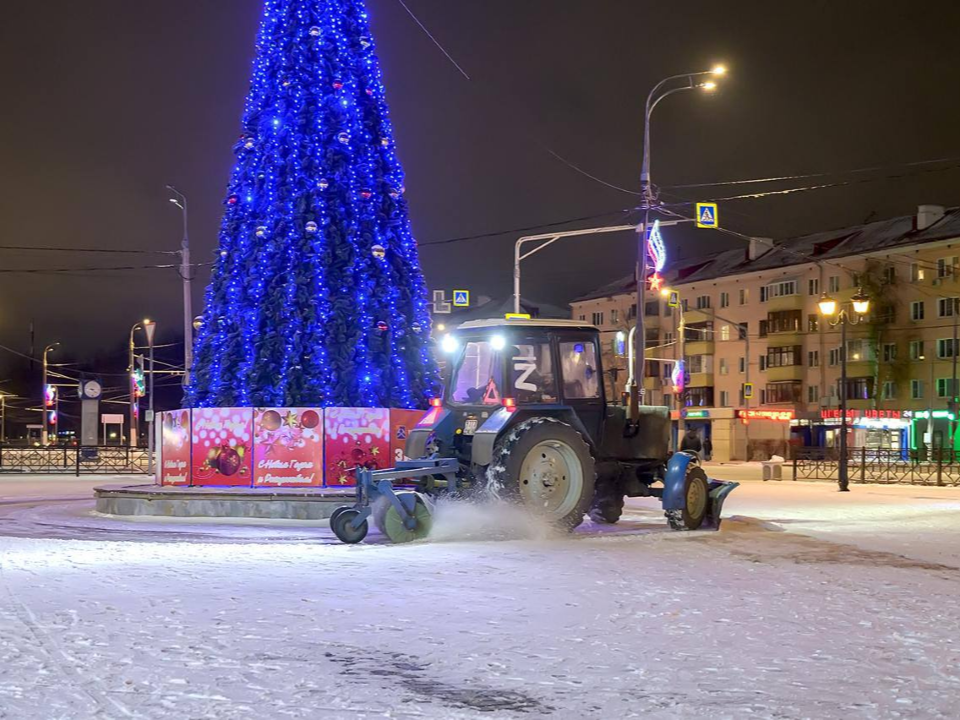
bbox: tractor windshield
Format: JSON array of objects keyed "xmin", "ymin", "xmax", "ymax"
[{"xmin": 451, "ymin": 341, "xmax": 504, "ymax": 405}]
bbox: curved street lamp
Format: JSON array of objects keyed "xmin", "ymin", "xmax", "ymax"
[
  {"xmin": 634, "ymin": 64, "xmax": 727, "ymax": 412},
  {"xmin": 818, "ymin": 288, "xmax": 871, "ymax": 491}
]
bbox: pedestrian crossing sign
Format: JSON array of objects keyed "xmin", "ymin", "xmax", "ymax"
[
  {"xmin": 743, "ymin": 382, "xmax": 754, "ymax": 400},
  {"xmin": 453, "ymin": 290, "xmax": 470, "ymax": 307},
  {"xmin": 696, "ymin": 202, "xmax": 719, "ymax": 229}
]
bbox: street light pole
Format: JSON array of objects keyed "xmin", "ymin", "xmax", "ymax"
[
  {"xmin": 128, "ymin": 322, "xmax": 143, "ymax": 447},
  {"xmin": 41, "ymin": 343, "xmax": 59, "ymax": 446},
  {"xmin": 0, "ymin": 394, "xmax": 5, "ymax": 444},
  {"xmin": 144, "ymin": 319, "xmax": 157, "ymax": 476},
  {"xmin": 167, "ymin": 186, "xmax": 193, "ymax": 388},
  {"xmin": 819, "ymin": 289, "xmax": 871, "ymax": 492},
  {"xmin": 634, "ymin": 65, "xmax": 726, "ymax": 415}
]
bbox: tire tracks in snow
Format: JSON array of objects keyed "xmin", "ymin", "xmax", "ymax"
[{"xmin": 0, "ymin": 558, "xmax": 135, "ymax": 718}]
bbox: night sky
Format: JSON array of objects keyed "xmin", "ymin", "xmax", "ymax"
[{"xmin": 1, "ymin": 0, "xmax": 959, "ymax": 366}]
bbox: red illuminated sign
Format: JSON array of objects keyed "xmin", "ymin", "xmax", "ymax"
[
  {"xmin": 738, "ymin": 409, "xmax": 795, "ymax": 422},
  {"xmin": 820, "ymin": 409, "xmax": 902, "ymax": 421}
]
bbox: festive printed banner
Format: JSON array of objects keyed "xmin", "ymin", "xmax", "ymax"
[
  {"xmin": 190, "ymin": 408, "xmax": 254, "ymax": 487},
  {"xmin": 160, "ymin": 409, "xmax": 191, "ymax": 486},
  {"xmin": 253, "ymin": 408, "xmax": 324, "ymax": 487},
  {"xmin": 389, "ymin": 409, "xmax": 424, "ymax": 465},
  {"xmin": 324, "ymin": 408, "xmax": 390, "ymax": 487}
]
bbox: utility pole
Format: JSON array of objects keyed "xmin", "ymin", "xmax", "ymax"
[
  {"xmin": 167, "ymin": 186, "xmax": 193, "ymax": 388},
  {"xmin": 128, "ymin": 321, "xmax": 144, "ymax": 447},
  {"xmin": 41, "ymin": 343, "xmax": 59, "ymax": 446},
  {"xmin": 635, "ymin": 65, "xmax": 726, "ymax": 417},
  {"xmin": 144, "ymin": 320, "xmax": 157, "ymax": 475},
  {"xmin": 0, "ymin": 394, "xmax": 6, "ymax": 444}
]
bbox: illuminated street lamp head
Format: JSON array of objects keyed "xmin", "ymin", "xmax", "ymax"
[
  {"xmin": 818, "ymin": 294, "xmax": 838, "ymax": 317},
  {"xmin": 701, "ymin": 81, "xmax": 717, "ymax": 91},
  {"xmin": 712, "ymin": 64, "xmax": 727, "ymax": 76},
  {"xmin": 143, "ymin": 318, "xmax": 157, "ymax": 346},
  {"xmin": 660, "ymin": 287, "xmax": 671, "ymax": 298},
  {"xmin": 852, "ymin": 288, "xmax": 871, "ymax": 316}
]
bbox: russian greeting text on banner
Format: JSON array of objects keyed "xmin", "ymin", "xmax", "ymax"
[
  {"xmin": 324, "ymin": 408, "xmax": 390, "ymax": 487},
  {"xmin": 389, "ymin": 409, "xmax": 424, "ymax": 464},
  {"xmin": 190, "ymin": 408, "xmax": 254, "ymax": 487},
  {"xmin": 161, "ymin": 409, "xmax": 191, "ymax": 486},
  {"xmin": 253, "ymin": 408, "xmax": 324, "ymax": 487}
]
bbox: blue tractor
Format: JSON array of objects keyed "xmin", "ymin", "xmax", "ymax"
[{"xmin": 330, "ymin": 318, "xmax": 738, "ymax": 544}]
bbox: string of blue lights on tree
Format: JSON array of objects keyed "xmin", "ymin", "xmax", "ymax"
[{"xmin": 186, "ymin": 0, "xmax": 440, "ymax": 409}]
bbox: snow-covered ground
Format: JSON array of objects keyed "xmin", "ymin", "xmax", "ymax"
[{"xmin": 1, "ymin": 476, "xmax": 959, "ymax": 719}]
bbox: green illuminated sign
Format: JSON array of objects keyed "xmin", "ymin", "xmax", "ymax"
[{"xmin": 685, "ymin": 410, "xmax": 710, "ymax": 419}]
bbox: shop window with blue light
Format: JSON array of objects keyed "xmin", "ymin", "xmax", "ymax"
[{"xmin": 560, "ymin": 342, "xmax": 600, "ymax": 399}]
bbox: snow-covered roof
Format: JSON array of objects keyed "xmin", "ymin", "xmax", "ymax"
[{"xmin": 574, "ymin": 206, "xmax": 960, "ymax": 302}]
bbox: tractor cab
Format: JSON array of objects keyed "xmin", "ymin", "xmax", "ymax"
[{"xmin": 441, "ymin": 318, "xmax": 607, "ymax": 445}]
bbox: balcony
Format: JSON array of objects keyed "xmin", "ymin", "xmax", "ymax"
[
  {"xmin": 685, "ymin": 340, "xmax": 714, "ymax": 356},
  {"xmin": 688, "ymin": 372, "xmax": 714, "ymax": 388},
  {"xmin": 643, "ymin": 376, "xmax": 663, "ymax": 392},
  {"xmin": 767, "ymin": 294, "xmax": 805, "ymax": 312},
  {"xmin": 683, "ymin": 309, "xmax": 711, "ymax": 325},
  {"xmin": 767, "ymin": 365, "xmax": 804, "ymax": 382},
  {"xmin": 766, "ymin": 331, "xmax": 805, "ymax": 347}
]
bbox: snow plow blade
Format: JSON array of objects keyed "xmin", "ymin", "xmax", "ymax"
[{"xmin": 704, "ymin": 480, "xmax": 739, "ymax": 530}]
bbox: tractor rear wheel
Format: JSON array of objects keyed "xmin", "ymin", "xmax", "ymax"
[
  {"xmin": 487, "ymin": 418, "xmax": 595, "ymax": 531},
  {"xmin": 665, "ymin": 465, "xmax": 710, "ymax": 531}
]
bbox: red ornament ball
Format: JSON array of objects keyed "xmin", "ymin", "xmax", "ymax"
[
  {"xmin": 361, "ymin": 190, "xmax": 372, "ymax": 200},
  {"xmin": 333, "ymin": 80, "xmax": 344, "ymax": 90},
  {"xmin": 217, "ymin": 447, "xmax": 242, "ymax": 477},
  {"xmin": 261, "ymin": 410, "xmax": 283, "ymax": 432},
  {"xmin": 376, "ymin": 321, "xmax": 389, "ymax": 332},
  {"xmin": 300, "ymin": 410, "xmax": 320, "ymax": 429},
  {"xmin": 227, "ymin": 195, "xmax": 239, "ymax": 206},
  {"xmin": 351, "ymin": 447, "xmax": 366, "ymax": 462}
]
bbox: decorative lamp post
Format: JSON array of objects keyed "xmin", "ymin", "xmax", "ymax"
[
  {"xmin": 41, "ymin": 343, "xmax": 60, "ymax": 446},
  {"xmin": 634, "ymin": 65, "xmax": 726, "ymax": 413},
  {"xmin": 818, "ymin": 289, "xmax": 871, "ymax": 491},
  {"xmin": 166, "ymin": 186, "xmax": 193, "ymax": 388},
  {"xmin": 143, "ymin": 319, "xmax": 157, "ymax": 475}
]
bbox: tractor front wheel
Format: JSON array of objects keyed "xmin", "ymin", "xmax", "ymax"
[
  {"xmin": 487, "ymin": 418, "xmax": 595, "ymax": 531},
  {"xmin": 665, "ymin": 465, "xmax": 710, "ymax": 531}
]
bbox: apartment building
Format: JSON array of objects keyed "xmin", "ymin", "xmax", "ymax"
[{"xmin": 571, "ymin": 204, "xmax": 960, "ymax": 461}]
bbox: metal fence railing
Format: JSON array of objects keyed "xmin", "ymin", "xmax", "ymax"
[
  {"xmin": 792, "ymin": 447, "xmax": 960, "ymax": 486},
  {"xmin": 0, "ymin": 446, "xmax": 150, "ymax": 476}
]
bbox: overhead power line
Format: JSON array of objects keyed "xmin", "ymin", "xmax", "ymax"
[{"xmin": 0, "ymin": 245, "xmax": 178, "ymax": 255}]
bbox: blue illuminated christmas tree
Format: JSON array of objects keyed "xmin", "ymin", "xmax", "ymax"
[{"xmin": 187, "ymin": 0, "xmax": 439, "ymax": 409}]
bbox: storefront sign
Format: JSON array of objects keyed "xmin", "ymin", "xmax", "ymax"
[
  {"xmin": 911, "ymin": 410, "xmax": 956, "ymax": 421},
  {"xmin": 684, "ymin": 409, "xmax": 710, "ymax": 419},
  {"xmin": 738, "ymin": 409, "xmax": 795, "ymax": 422},
  {"xmin": 820, "ymin": 409, "xmax": 903, "ymax": 421}
]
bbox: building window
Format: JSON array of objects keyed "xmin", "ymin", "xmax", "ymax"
[
  {"xmin": 687, "ymin": 355, "xmax": 712, "ymax": 374},
  {"xmin": 739, "ymin": 357, "xmax": 746, "ymax": 374},
  {"xmin": 882, "ymin": 381, "xmax": 896, "ymax": 400},
  {"xmin": 808, "ymin": 350, "xmax": 820, "ymax": 367},
  {"xmin": 882, "ymin": 266, "xmax": 896, "ymax": 285},
  {"xmin": 839, "ymin": 378, "xmax": 873, "ymax": 401},
  {"xmin": 767, "ymin": 310, "xmax": 802, "ymax": 333},
  {"xmin": 738, "ymin": 322, "xmax": 748, "ymax": 340},
  {"xmin": 720, "ymin": 325, "xmax": 730, "ymax": 342},
  {"xmin": 719, "ymin": 358, "xmax": 728, "ymax": 375},
  {"xmin": 808, "ymin": 314, "xmax": 819, "ymax": 332},
  {"xmin": 760, "ymin": 280, "xmax": 798, "ymax": 302},
  {"xmin": 912, "ymin": 379, "xmax": 924, "ymax": 400},
  {"xmin": 847, "ymin": 339, "xmax": 873, "ymax": 362},
  {"xmin": 610, "ymin": 309, "xmax": 619, "ymax": 325},
  {"xmin": 828, "ymin": 276, "xmax": 840, "ymax": 293},
  {"xmin": 696, "ymin": 295, "xmax": 711, "ymax": 310},
  {"xmin": 664, "ymin": 331, "xmax": 675, "ymax": 344},
  {"xmin": 912, "ymin": 301, "xmax": 925, "ymax": 321},
  {"xmin": 720, "ymin": 292, "xmax": 730, "ymax": 308},
  {"xmin": 685, "ymin": 387, "xmax": 714, "ymax": 407},
  {"xmin": 808, "ymin": 385, "xmax": 820, "ymax": 403},
  {"xmin": 767, "ymin": 345, "xmax": 802, "ymax": 368},
  {"xmin": 644, "ymin": 301, "xmax": 659, "ymax": 318},
  {"xmin": 720, "ymin": 390, "xmax": 730, "ymax": 407},
  {"xmin": 758, "ymin": 320, "xmax": 768, "ymax": 338},
  {"xmin": 828, "ymin": 348, "xmax": 841, "ymax": 366},
  {"xmin": 578, "ymin": 314, "xmax": 586, "ymax": 321},
  {"xmin": 875, "ymin": 304, "xmax": 895, "ymax": 323},
  {"xmin": 808, "ymin": 278, "xmax": 819, "ymax": 296},
  {"xmin": 911, "ymin": 263, "xmax": 925, "ymax": 282},
  {"xmin": 759, "ymin": 355, "xmax": 768, "ymax": 371},
  {"xmin": 939, "ymin": 298, "xmax": 957, "ymax": 317},
  {"xmin": 882, "ymin": 343, "xmax": 897, "ymax": 362},
  {"xmin": 937, "ymin": 378, "xmax": 952, "ymax": 398},
  {"xmin": 938, "ymin": 257, "xmax": 957, "ymax": 278},
  {"xmin": 739, "ymin": 288, "xmax": 748, "ymax": 305},
  {"xmin": 910, "ymin": 340, "xmax": 924, "ymax": 360},
  {"xmin": 663, "ymin": 394, "xmax": 672, "ymax": 407},
  {"xmin": 681, "ymin": 298, "xmax": 689, "ymax": 312},
  {"xmin": 938, "ymin": 338, "xmax": 957, "ymax": 358},
  {"xmin": 629, "ymin": 303, "xmax": 637, "ymax": 320},
  {"xmin": 591, "ymin": 312, "xmax": 604, "ymax": 326},
  {"xmin": 766, "ymin": 381, "xmax": 801, "ymax": 404}
]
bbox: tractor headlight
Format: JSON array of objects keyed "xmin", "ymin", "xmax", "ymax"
[
  {"xmin": 490, "ymin": 334, "xmax": 506, "ymax": 351},
  {"xmin": 441, "ymin": 334, "xmax": 459, "ymax": 354}
]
